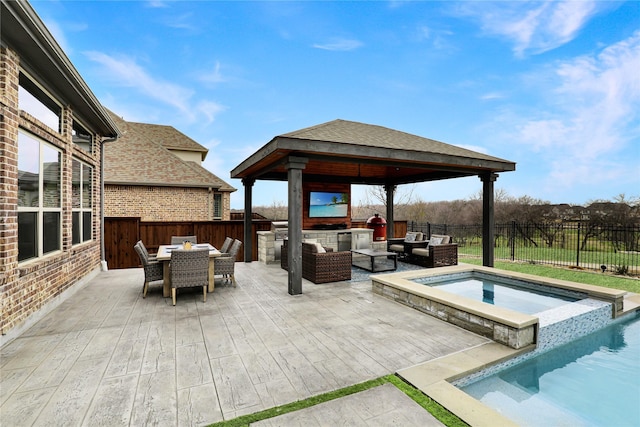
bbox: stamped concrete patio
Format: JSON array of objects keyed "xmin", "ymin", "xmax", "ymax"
[{"xmin": 1, "ymin": 262, "xmax": 490, "ymax": 426}]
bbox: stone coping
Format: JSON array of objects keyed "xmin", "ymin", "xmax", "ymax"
[
  {"xmin": 397, "ymin": 342, "xmax": 530, "ymax": 427},
  {"xmin": 372, "ymin": 264, "xmax": 628, "ymax": 322},
  {"xmin": 372, "ymin": 265, "xmax": 538, "ymax": 328}
]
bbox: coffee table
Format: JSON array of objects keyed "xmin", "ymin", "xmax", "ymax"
[{"xmin": 351, "ymin": 248, "xmax": 397, "ymax": 272}]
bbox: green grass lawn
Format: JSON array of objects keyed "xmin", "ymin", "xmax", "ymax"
[
  {"xmin": 460, "ymin": 257, "xmax": 640, "ymax": 293},
  {"xmin": 458, "ymin": 245, "xmax": 639, "ymax": 275},
  {"xmin": 208, "ymin": 374, "xmax": 468, "ymax": 427},
  {"xmin": 210, "ymin": 259, "xmax": 639, "ymax": 427}
]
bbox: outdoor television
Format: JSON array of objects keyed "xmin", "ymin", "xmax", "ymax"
[{"xmin": 308, "ymin": 191, "xmax": 349, "ymax": 218}]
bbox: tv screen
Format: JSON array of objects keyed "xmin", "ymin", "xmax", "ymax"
[{"xmin": 309, "ymin": 191, "xmax": 349, "ymax": 218}]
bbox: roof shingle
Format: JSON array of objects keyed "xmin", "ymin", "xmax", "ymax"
[
  {"xmin": 282, "ymin": 119, "xmax": 509, "ymax": 163},
  {"xmin": 104, "ymin": 111, "xmax": 235, "ymax": 192}
]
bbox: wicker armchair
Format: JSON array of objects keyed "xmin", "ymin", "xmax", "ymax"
[
  {"xmin": 134, "ymin": 242, "xmax": 163, "ymax": 297},
  {"xmin": 170, "ymin": 235, "xmax": 198, "ymax": 245},
  {"xmin": 410, "ymin": 235, "xmax": 458, "ymax": 268},
  {"xmin": 214, "ymin": 239, "xmax": 242, "ymax": 286},
  {"xmin": 169, "ymin": 249, "xmax": 209, "ymax": 305},
  {"xmin": 387, "ymin": 232, "xmax": 427, "ymax": 259},
  {"xmin": 136, "ymin": 240, "xmax": 157, "ymax": 262},
  {"xmin": 281, "ymin": 241, "xmax": 351, "ymax": 284}
]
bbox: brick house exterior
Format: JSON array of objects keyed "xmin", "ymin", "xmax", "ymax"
[
  {"xmin": 104, "ymin": 112, "xmax": 235, "ymax": 221},
  {"xmin": 1, "ymin": 1, "xmax": 120, "ymax": 345}
]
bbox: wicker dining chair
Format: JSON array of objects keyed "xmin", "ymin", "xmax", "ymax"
[
  {"xmin": 170, "ymin": 235, "xmax": 198, "ymax": 245},
  {"xmin": 134, "ymin": 242, "xmax": 163, "ymax": 298},
  {"xmin": 214, "ymin": 239, "xmax": 242, "ymax": 286},
  {"xmin": 169, "ymin": 248, "xmax": 209, "ymax": 306},
  {"xmin": 219, "ymin": 237, "xmax": 233, "ymax": 254},
  {"xmin": 136, "ymin": 239, "xmax": 157, "ymax": 262}
]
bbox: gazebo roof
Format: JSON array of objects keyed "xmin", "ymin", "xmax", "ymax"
[{"xmin": 231, "ymin": 119, "xmax": 515, "ymax": 185}]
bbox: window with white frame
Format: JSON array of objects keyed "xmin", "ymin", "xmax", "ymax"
[
  {"xmin": 18, "ymin": 131, "xmax": 62, "ymax": 261},
  {"xmin": 18, "ymin": 72, "xmax": 61, "ymax": 133},
  {"xmin": 72, "ymin": 159, "xmax": 93, "ymax": 244},
  {"xmin": 214, "ymin": 193, "xmax": 222, "ymax": 219}
]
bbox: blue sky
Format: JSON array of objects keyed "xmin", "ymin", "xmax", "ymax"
[{"xmin": 32, "ymin": 1, "xmax": 639, "ymax": 209}]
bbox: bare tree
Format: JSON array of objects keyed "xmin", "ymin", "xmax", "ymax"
[
  {"xmin": 363, "ymin": 184, "xmax": 416, "ymax": 209},
  {"xmin": 254, "ymin": 199, "xmax": 288, "ymax": 220}
]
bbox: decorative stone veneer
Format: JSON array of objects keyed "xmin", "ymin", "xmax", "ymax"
[
  {"xmin": 258, "ymin": 228, "xmax": 373, "ymax": 264},
  {"xmin": 372, "ymin": 264, "xmax": 627, "ymax": 351},
  {"xmin": 372, "ymin": 280, "xmax": 537, "ymax": 349},
  {"xmin": 105, "ymin": 185, "xmax": 231, "ymax": 221}
]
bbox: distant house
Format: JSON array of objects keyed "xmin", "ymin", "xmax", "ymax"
[
  {"xmin": 104, "ymin": 112, "xmax": 235, "ymax": 221},
  {"xmin": 1, "ymin": 1, "xmax": 120, "ymax": 344}
]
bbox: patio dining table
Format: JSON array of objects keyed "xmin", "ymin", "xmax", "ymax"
[{"xmin": 156, "ymin": 243, "xmax": 222, "ymax": 297}]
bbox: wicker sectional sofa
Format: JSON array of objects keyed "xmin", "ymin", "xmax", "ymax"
[
  {"xmin": 281, "ymin": 240, "xmax": 352, "ymax": 284},
  {"xmin": 388, "ymin": 233, "xmax": 458, "ymax": 268}
]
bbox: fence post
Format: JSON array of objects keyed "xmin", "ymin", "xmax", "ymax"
[
  {"xmin": 427, "ymin": 222, "xmax": 431, "ymax": 239},
  {"xmin": 576, "ymin": 221, "xmax": 581, "ymax": 267},
  {"xmin": 510, "ymin": 221, "xmax": 516, "ymax": 261}
]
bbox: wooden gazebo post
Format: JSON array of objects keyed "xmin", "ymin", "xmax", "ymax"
[
  {"xmin": 285, "ymin": 156, "xmax": 308, "ymax": 295},
  {"xmin": 385, "ymin": 183, "xmax": 395, "ymax": 239},
  {"xmin": 481, "ymin": 172, "xmax": 498, "ymax": 267},
  {"xmin": 243, "ymin": 178, "xmax": 254, "ymax": 263}
]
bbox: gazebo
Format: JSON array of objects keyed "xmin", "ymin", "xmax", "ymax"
[{"xmin": 231, "ymin": 119, "xmax": 516, "ymax": 295}]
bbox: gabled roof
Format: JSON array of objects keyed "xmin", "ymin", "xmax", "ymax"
[
  {"xmin": 129, "ymin": 122, "xmax": 208, "ymax": 161},
  {"xmin": 104, "ymin": 111, "xmax": 235, "ymax": 192},
  {"xmin": 232, "ymin": 119, "xmax": 515, "ymax": 185},
  {"xmin": 282, "ymin": 120, "xmax": 503, "ymax": 161}
]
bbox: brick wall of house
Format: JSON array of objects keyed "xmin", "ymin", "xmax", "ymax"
[
  {"xmin": 1, "ymin": 45, "xmax": 103, "ymax": 343},
  {"xmin": 105, "ymin": 185, "xmax": 232, "ymax": 221}
]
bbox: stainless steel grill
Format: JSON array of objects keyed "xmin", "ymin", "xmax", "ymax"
[{"xmin": 271, "ymin": 221, "xmax": 288, "ymax": 260}]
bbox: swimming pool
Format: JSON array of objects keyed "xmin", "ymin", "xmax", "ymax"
[
  {"xmin": 411, "ymin": 275, "xmax": 580, "ymax": 314},
  {"xmin": 461, "ymin": 314, "xmax": 640, "ymax": 426}
]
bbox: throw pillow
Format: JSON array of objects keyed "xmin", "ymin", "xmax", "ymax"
[
  {"xmin": 315, "ymin": 242, "xmax": 326, "ymax": 253},
  {"xmin": 405, "ymin": 232, "xmax": 417, "ymax": 242},
  {"xmin": 430, "ymin": 237, "xmax": 443, "ymax": 246}
]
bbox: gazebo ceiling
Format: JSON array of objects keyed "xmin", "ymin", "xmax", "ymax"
[{"xmin": 231, "ymin": 119, "xmax": 516, "ymax": 185}]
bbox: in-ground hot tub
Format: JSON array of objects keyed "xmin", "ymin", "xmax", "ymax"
[{"xmin": 372, "ymin": 265, "xmax": 626, "ymax": 349}]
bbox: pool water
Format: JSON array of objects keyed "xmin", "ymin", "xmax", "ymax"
[
  {"xmin": 413, "ymin": 277, "xmax": 580, "ymax": 314},
  {"xmin": 461, "ymin": 314, "xmax": 640, "ymax": 426}
]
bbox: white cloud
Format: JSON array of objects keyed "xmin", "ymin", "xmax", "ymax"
[
  {"xmin": 196, "ymin": 100, "xmax": 226, "ymax": 125},
  {"xmin": 454, "ymin": 1, "xmax": 602, "ymax": 56},
  {"xmin": 146, "ymin": 1, "xmax": 169, "ymax": 8},
  {"xmin": 415, "ymin": 25, "xmax": 454, "ymax": 51},
  {"xmin": 42, "ymin": 17, "xmax": 87, "ymax": 57},
  {"xmin": 505, "ymin": 31, "xmax": 640, "ymax": 189},
  {"xmin": 480, "ymin": 92, "xmax": 506, "ymax": 101},
  {"xmin": 199, "ymin": 61, "xmax": 226, "ymax": 85},
  {"xmin": 313, "ymin": 38, "xmax": 363, "ymax": 51},
  {"xmin": 161, "ymin": 12, "xmax": 197, "ymax": 30},
  {"xmin": 83, "ymin": 51, "xmax": 225, "ymax": 124}
]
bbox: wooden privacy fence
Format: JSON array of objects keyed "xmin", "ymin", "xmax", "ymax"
[
  {"xmin": 106, "ymin": 217, "xmax": 408, "ymax": 270},
  {"xmin": 105, "ymin": 218, "xmax": 272, "ymax": 269}
]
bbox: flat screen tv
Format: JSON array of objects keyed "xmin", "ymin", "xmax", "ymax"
[{"xmin": 308, "ymin": 191, "xmax": 349, "ymax": 218}]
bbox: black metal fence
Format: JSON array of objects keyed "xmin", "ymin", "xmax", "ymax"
[{"xmin": 408, "ymin": 221, "xmax": 640, "ymax": 275}]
